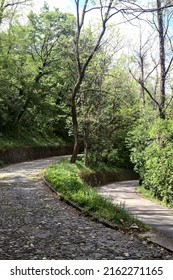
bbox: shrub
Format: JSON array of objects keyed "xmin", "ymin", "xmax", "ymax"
[
  {"xmin": 126, "ymin": 116, "xmax": 150, "ymax": 180},
  {"xmin": 127, "ymin": 117, "xmax": 173, "ymax": 205}
]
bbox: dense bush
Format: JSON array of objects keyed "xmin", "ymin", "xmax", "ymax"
[
  {"xmin": 127, "ymin": 117, "xmax": 173, "ymax": 205},
  {"xmin": 126, "ymin": 116, "xmax": 150, "ymax": 180}
]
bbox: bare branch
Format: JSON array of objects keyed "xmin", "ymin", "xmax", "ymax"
[
  {"xmin": 129, "ymin": 68, "xmax": 160, "ymax": 108},
  {"xmin": 4, "ymin": 0, "xmax": 31, "ymax": 8}
]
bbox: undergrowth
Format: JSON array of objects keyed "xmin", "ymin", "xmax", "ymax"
[
  {"xmin": 0, "ymin": 129, "xmax": 66, "ymax": 148},
  {"xmin": 45, "ymin": 159, "xmax": 146, "ymax": 229},
  {"xmin": 137, "ymin": 185, "xmax": 173, "ymax": 208}
]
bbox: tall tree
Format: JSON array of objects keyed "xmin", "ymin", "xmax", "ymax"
[
  {"xmin": 0, "ymin": 6, "xmax": 76, "ymax": 135},
  {"xmin": 127, "ymin": 0, "xmax": 173, "ymax": 119},
  {"xmin": 70, "ymin": 0, "xmax": 122, "ymax": 163}
]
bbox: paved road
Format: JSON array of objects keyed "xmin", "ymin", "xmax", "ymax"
[
  {"xmin": 1, "ymin": 157, "xmax": 173, "ymax": 259},
  {"xmin": 98, "ymin": 180, "xmax": 173, "ymax": 240}
]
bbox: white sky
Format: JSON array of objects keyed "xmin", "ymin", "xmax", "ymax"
[
  {"xmin": 29, "ymin": 1, "xmax": 173, "ymax": 88},
  {"xmin": 30, "ymin": 0, "xmax": 164, "ymax": 59},
  {"xmin": 32, "ymin": 1, "xmax": 153, "ymax": 33},
  {"xmin": 33, "ymin": 0, "xmax": 76, "ymax": 13},
  {"xmin": 17, "ymin": 0, "xmax": 166, "ymax": 84}
]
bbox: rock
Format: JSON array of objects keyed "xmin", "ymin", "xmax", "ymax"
[
  {"xmin": 130, "ymin": 224, "xmax": 139, "ymax": 229},
  {"xmin": 123, "ymin": 252, "xmax": 130, "ymax": 257},
  {"xmin": 23, "ymin": 245, "xmax": 30, "ymax": 249}
]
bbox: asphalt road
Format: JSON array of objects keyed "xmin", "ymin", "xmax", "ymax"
[{"xmin": 98, "ymin": 180, "xmax": 173, "ymax": 250}]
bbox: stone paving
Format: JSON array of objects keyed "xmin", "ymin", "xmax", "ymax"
[{"xmin": 0, "ymin": 157, "xmax": 173, "ymax": 259}]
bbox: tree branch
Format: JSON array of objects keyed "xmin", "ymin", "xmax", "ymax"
[{"xmin": 129, "ymin": 68, "xmax": 160, "ymax": 107}]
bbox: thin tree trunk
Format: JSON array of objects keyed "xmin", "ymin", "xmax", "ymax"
[
  {"xmin": 16, "ymin": 97, "xmax": 30, "ymax": 123},
  {"xmin": 0, "ymin": 0, "xmax": 5, "ymax": 25},
  {"xmin": 157, "ymin": 0, "xmax": 166, "ymax": 119},
  {"xmin": 141, "ymin": 58, "xmax": 145, "ymax": 106},
  {"xmin": 70, "ymin": 98, "xmax": 79, "ymax": 163},
  {"xmin": 70, "ymin": 0, "xmax": 114, "ymax": 163},
  {"xmin": 84, "ymin": 120, "xmax": 89, "ymax": 166}
]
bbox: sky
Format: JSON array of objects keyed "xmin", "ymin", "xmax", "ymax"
[
  {"xmin": 32, "ymin": 1, "xmax": 154, "ymax": 30},
  {"xmin": 33, "ymin": 0, "xmax": 77, "ymax": 13},
  {"xmin": 31, "ymin": 1, "xmax": 153, "ymax": 49},
  {"xmin": 24, "ymin": 1, "xmax": 173, "ymax": 85},
  {"xmin": 33, "ymin": 0, "xmax": 150, "ymax": 13},
  {"xmin": 31, "ymin": 0, "xmax": 173, "ymax": 55}
]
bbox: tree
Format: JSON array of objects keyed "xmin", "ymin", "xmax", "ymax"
[
  {"xmin": 0, "ymin": 0, "xmax": 32, "ymax": 26},
  {"xmin": 127, "ymin": 0, "xmax": 173, "ymax": 119},
  {"xmin": 70, "ymin": 0, "xmax": 124, "ymax": 163},
  {"xmin": 126, "ymin": 1, "xmax": 173, "ymax": 204},
  {"xmin": 0, "ymin": 6, "xmax": 76, "ymax": 137},
  {"xmin": 128, "ymin": 25, "xmax": 157, "ymax": 107},
  {"xmin": 76, "ymin": 50, "xmax": 139, "ymax": 167}
]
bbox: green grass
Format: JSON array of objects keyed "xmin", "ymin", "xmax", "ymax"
[
  {"xmin": 0, "ymin": 129, "xmax": 66, "ymax": 149},
  {"xmin": 45, "ymin": 159, "xmax": 147, "ymax": 229},
  {"xmin": 75, "ymin": 155, "xmax": 119, "ymax": 175},
  {"xmin": 137, "ymin": 185, "xmax": 173, "ymax": 208}
]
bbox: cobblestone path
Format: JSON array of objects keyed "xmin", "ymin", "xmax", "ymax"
[{"xmin": 0, "ymin": 157, "xmax": 173, "ymax": 259}]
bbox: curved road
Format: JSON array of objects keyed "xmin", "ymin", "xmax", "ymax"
[
  {"xmin": 98, "ymin": 181, "xmax": 173, "ymax": 250},
  {"xmin": 0, "ymin": 157, "xmax": 173, "ymax": 259}
]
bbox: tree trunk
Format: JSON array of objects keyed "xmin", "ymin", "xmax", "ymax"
[
  {"xmin": 0, "ymin": 0, "xmax": 5, "ymax": 25},
  {"xmin": 159, "ymin": 106, "xmax": 166, "ymax": 119},
  {"xmin": 141, "ymin": 57, "xmax": 145, "ymax": 106},
  {"xmin": 157, "ymin": 0, "xmax": 166, "ymax": 119},
  {"xmin": 70, "ymin": 0, "xmax": 113, "ymax": 163},
  {"xmin": 70, "ymin": 98, "xmax": 79, "ymax": 163},
  {"xmin": 84, "ymin": 120, "xmax": 89, "ymax": 166}
]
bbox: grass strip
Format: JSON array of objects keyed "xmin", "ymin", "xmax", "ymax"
[
  {"xmin": 45, "ymin": 159, "xmax": 146, "ymax": 229},
  {"xmin": 137, "ymin": 185, "xmax": 173, "ymax": 208}
]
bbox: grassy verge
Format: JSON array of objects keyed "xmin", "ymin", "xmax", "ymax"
[
  {"xmin": 137, "ymin": 185, "xmax": 173, "ymax": 208},
  {"xmin": 0, "ymin": 130, "xmax": 66, "ymax": 148},
  {"xmin": 45, "ymin": 159, "xmax": 147, "ymax": 230}
]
